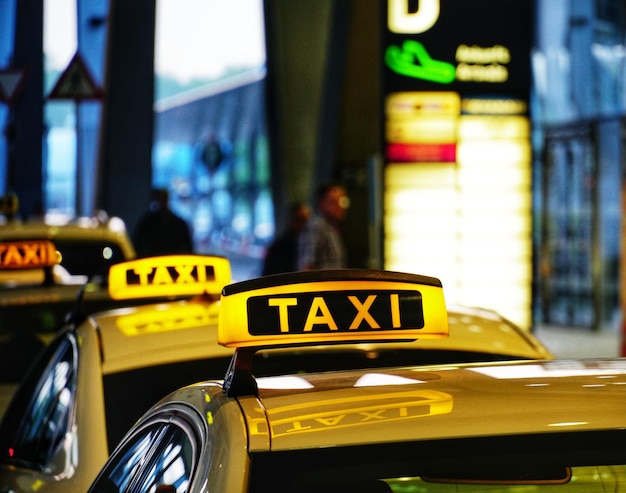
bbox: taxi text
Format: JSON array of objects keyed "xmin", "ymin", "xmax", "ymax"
[
  {"xmin": 246, "ymin": 290, "xmax": 424, "ymax": 335},
  {"xmin": 0, "ymin": 241, "xmax": 59, "ymax": 269},
  {"xmin": 124, "ymin": 264, "xmax": 215, "ymax": 287}
]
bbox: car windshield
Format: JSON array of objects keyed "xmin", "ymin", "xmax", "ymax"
[
  {"xmin": 51, "ymin": 241, "xmax": 127, "ymax": 278},
  {"xmin": 249, "ymin": 429, "xmax": 626, "ymax": 492}
]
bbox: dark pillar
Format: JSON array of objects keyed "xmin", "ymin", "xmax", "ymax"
[
  {"xmin": 98, "ymin": 0, "xmax": 155, "ymax": 236},
  {"xmin": 10, "ymin": 0, "xmax": 44, "ymax": 218},
  {"xmin": 76, "ymin": 0, "xmax": 108, "ymax": 216},
  {"xmin": 263, "ymin": 0, "xmax": 334, "ymax": 209}
]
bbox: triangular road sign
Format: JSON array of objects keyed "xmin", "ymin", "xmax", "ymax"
[
  {"xmin": 0, "ymin": 68, "xmax": 28, "ymax": 104},
  {"xmin": 48, "ymin": 52, "xmax": 104, "ymax": 101}
]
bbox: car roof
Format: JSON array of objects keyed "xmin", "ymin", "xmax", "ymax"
[
  {"xmin": 91, "ymin": 301, "xmax": 550, "ymax": 377},
  {"xmin": 94, "ymin": 297, "xmax": 234, "ymax": 374},
  {"xmin": 90, "ymin": 268, "xmax": 550, "ymax": 375},
  {"xmin": 232, "ymin": 357, "xmax": 626, "ymax": 452},
  {"xmin": 0, "ymin": 217, "xmax": 133, "ymax": 244},
  {"xmin": 383, "ymin": 304, "xmax": 551, "ymax": 359}
]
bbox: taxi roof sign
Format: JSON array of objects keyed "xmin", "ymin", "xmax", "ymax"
[
  {"xmin": 0, "ymin": 240, "xmax": 61, "ymax": 269},
  {"xmin": 218, "ymin": 269, "xmax": 448, "ymax": 349},
  {"xmin": 108, "ymin": 255, "xmax": 231, "ymax": 300}
]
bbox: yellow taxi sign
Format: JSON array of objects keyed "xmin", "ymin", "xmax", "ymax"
[
  {"xmin": 108, "ymin": 254, "xmax": 231, "ymax": 300},
  {"xmin": 0, "ymin": 240, "xmax": 61, "ymax": 269},
  {"xmin": 218, "ymin": 270, "xmax": 448, "ymax": 348}
]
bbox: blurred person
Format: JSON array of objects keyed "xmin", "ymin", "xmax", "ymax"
[
  {"xmin": 133, "ymin": 188, "xmax": 193, "ymax": 257},
  {"xmin": 261, "ymin": 201, "xmax": 311, "ymax": 275},
  {"xmin": 298, "ymin": 183, "xmax": 349, "ymax": 270}
]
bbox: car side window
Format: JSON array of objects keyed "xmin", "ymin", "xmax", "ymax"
[
  {"xmin": 0, "ymin": 330, "xmax": 78, "ymax": 470},
  {"xmin": 89, "ymin": 415, "xmax": 200, "ymax": 493}
]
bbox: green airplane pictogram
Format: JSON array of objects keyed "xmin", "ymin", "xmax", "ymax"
[{"xmin": 385, "ymin": 40, "xmax": 456, "ymax": 84}]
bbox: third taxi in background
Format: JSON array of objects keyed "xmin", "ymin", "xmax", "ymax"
[
  {"xmin": 0, "ymin": 267, "xmax": 552, "ymax": 493},
  {"xmin": 86, "ymin": 270, "xmax": 626, "ymax": 493},
  {"xmin": 0, "ymin": 209, "xmax": 142, "ymax": 416}
]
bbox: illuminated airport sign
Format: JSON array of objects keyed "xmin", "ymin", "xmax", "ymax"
[
  {"xmin": 382, "ymin": 0, "xmax": 534, "ymax": 329},
  {"xmin": 383, "ymin": 0, "xmax": 532, "ymax": 98}
]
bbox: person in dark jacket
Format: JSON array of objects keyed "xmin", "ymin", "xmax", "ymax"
[
  {"xmin": 261, "ymin": 201, "xmax": 311, "ymax": 275},
  {"xmin": 297, "ymin": 183, "xmax": 349, "ymax": 270},
  {"xmin": 133, "ymin": 188, "xmax": 193, "ymax": 257}
]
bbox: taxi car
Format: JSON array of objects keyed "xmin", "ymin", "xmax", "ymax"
[
  {"xmin": 0, "ymin": 229, "xmax": 158, "ymax": 417},
  {"xmin": 0, "ymin": 238, "xmax": 124, "ymax": 416},
  {"xmin": 0, "ymin": 254, "xmax": 234, "ymax": 493},
  {"xmin": 0, "ymin": 268, "xmax": 552, "ymax": 493},
  {"xmin": 86, "ymin": 270, "xmax": 626, "ymax": 493},
  {"xmin": 0, "ymin": 210, "xmax": 136, "ymax": 279},
  {"xmin": 0, "ymin": 203, "xmax": 136, "ymax": 388}
]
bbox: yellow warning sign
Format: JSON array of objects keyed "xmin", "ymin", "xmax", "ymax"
[{"xmin": 48, "ymin": 52, "xmax": 103, "ymax": 101}]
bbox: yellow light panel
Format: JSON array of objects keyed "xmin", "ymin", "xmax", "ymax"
[
  {"xmin": 108, "ymin": 254, "xmax": 231, "ymax": 300},
  {"xmin": 386, "ymin": 91, "xmax": 460, "ymax": 117},
  {"xmin": 386, "ymin": 117, "xmax": 457, "ymax": 143},
  {"xmin": 457, "ymin": 140, "xmax": 531, "ymax": 164},
  {"xmin": 385, "ymin": 163, "xmax": 457, "ymax": 186},
  {"xmin": 458, "ymin": 115, "xmax": 530, "ymax": 139}
]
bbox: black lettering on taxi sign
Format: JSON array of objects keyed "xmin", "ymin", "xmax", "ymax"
[
  {"xmin": 123, "ymin": 264, "xmax": 215, "ymax": 287},
  {"xmin": 246, "ymin": 289, "xmax": 424, "ymax": 335},
  {"xmin": 0, "ymin": 240, "xmax": 59, "ymax": 269}
]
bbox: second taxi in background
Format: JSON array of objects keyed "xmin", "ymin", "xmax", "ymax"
[
  {"xmin": 0, "ymin": 209, "xmax": 137, "ymax": 415},
  {"xmin": 0, "ymin": 254, "xmax": 233, "ymax": 493}
]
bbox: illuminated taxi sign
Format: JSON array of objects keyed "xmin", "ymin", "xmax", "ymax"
[
  {"xmin": 0, "ymin": 240, "xmax": 60, "ymax": 269},
  {"xmin": 108, "ymin": 254, "xmax": 231, "ymax": 300},
  {"xmin": 218, "ymin": 270, "xmax": 448, "ymax": 348}
]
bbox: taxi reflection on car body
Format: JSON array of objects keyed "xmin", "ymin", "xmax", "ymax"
[{"xmin": 85, "ymin": 270, "xmax": 626, "ymax": 493}]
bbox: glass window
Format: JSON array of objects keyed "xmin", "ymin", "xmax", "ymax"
[
  {"xmin": 89, "ymin": 416, "xmax": 200, "ymax": 493},
  {"xmin": 102, "ymin": 357, "xmax": 231, "ymax": 451},
  {"xmin": 43, "ymin": 0, "xmax": 78, "ymax": 216},
  {"xmin": 0, "ymin": 331, "xmax": 78, "ymax": 470},
  {"xmin": 51, "ymin": 240, "xmax": 128, "ymax": 277},
  {"xmin": 249, "ymin": 430, "xmax": 626, "ymax": 492},
  {"xmin": 153, "ymin": 0, "xmax": 272, "ymax": 280}
]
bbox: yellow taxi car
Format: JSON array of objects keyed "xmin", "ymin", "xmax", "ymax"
[
  {"xmin": 0, "ymin": 206, "xmax": 136, "ymax": 384},
  {"xmin": 0, "ymin": 238, "xmax": 126, "ymax": 416},
  {"xmin": 0, "ymin": 254, "xmax": 234, "ymax": 493},
  {"xmin": 0, "ymin": 211, "xmax": 135, "ymax": 279},
  {"xmin": 0, "ymin": 268, "xmax": 552, "ymax": 493},
  {"xmin": 85, "ymin": 270, "xmax": 626, "ymax": 493},
  {"xmin": 0, "ymin": 228, "xmax": 159, "ymax": 417}
]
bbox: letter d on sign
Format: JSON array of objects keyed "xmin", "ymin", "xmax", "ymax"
[{"xmin": 388, "ymin": 0, "xmax": 440, "ymax": 34}]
